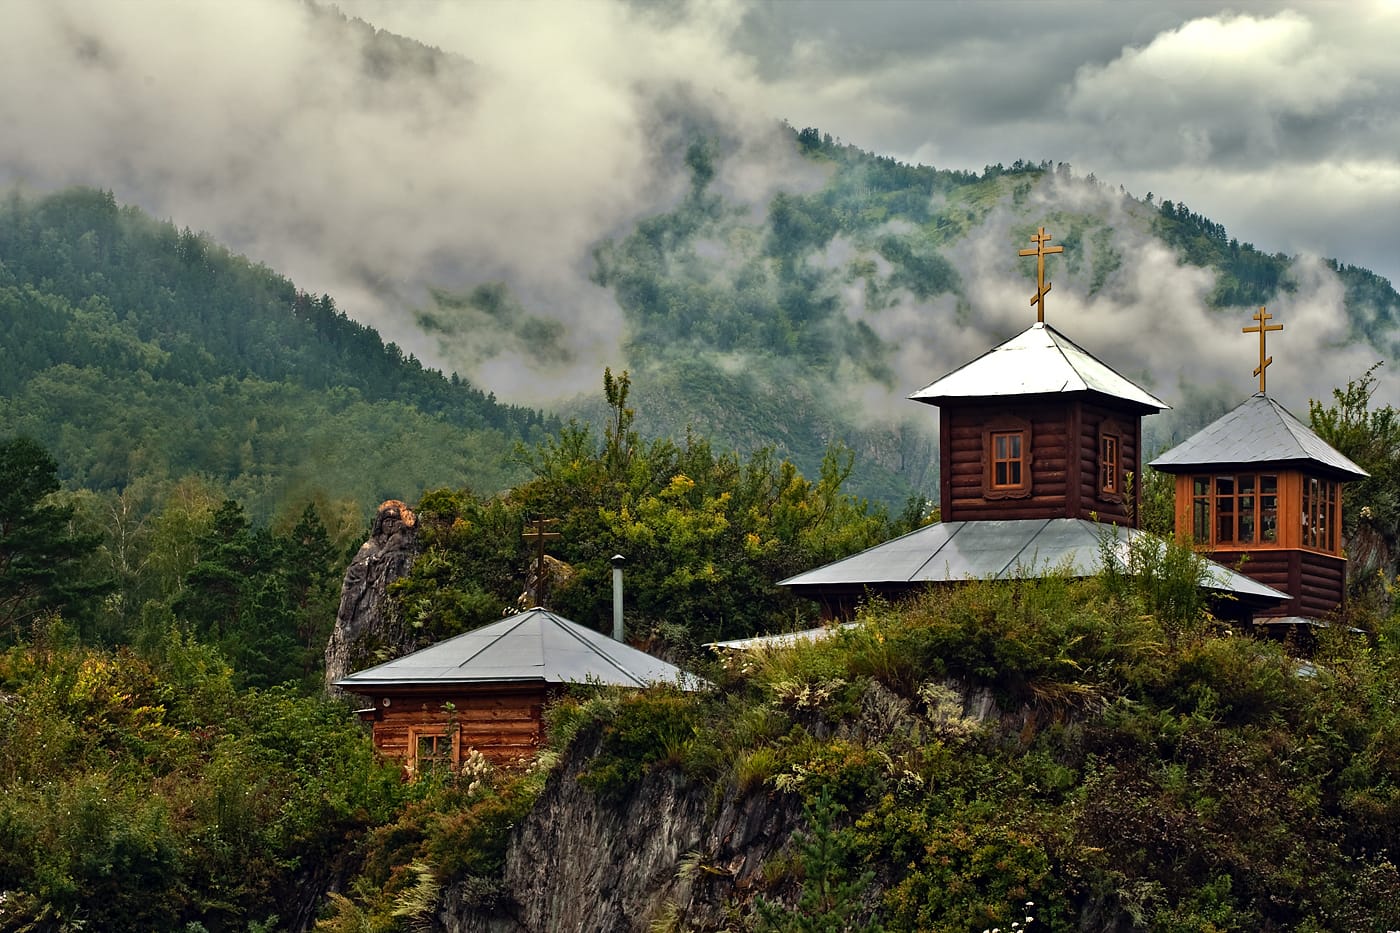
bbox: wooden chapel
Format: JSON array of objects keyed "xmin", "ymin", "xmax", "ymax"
[
  {"xmin": 1149, "ymin": 308, "xmax": 1368, "ymax": 623},
  {"xmin": 780, "ymin": 227, "xmax": 1285, "ymax": 621}
]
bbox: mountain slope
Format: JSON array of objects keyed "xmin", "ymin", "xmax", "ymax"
[
  {"xmin": 0, "ymin": 187, "xmax": 556, "ymax": 518},
  {"xmin": 420, "ymin": 130, "xmax": 1400, "ymax": 507}
]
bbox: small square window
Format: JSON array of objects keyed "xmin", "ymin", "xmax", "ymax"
[
  {"xmin": 982, "ymin": 417, "xmax": 1032, "ymax": 499},
  {"xmin": 409, "ymin": 727, "xmax": 458, "ymax": 777}
]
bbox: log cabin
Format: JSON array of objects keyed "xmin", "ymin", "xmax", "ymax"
[
  {"xmin": 335, "ymin": 607, "xmax": 695, "ymax": 773},
  {"xmin": 780, "ymin": 227, "xmax": 1289, "ymax": 622}
]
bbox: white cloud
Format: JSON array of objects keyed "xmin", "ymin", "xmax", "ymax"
[{"xmin": 1068, "ymin": 12, "xmax": 1363, "ymax": 166}]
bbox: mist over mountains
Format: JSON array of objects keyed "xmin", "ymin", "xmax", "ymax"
[{"xmin": 3, "ymin": 0, "xmax": 1399, "ymax": 507}]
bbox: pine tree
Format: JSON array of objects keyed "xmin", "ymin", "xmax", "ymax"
[{"xmin": 0, "ymin": 436, "xmax": 105, "ymax": 633}]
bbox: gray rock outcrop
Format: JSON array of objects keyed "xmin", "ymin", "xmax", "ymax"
[
  {"xmin": 435, "ymin": 727, "xmax": 803, "ymax": 933},
  {"xmin": 324, "ymin": 499, "xmax": 420, "ymax": 693}
]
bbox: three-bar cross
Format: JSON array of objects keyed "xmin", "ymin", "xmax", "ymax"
[
  {"xmin": 1019, "ymin": 226, "xmax": 1064, "ymax": 323},
  {"xmin": 1242, "ymin": 306, "xmax": 1283, "ymax": 394},
  {"xmin": 521, "ymin": 516, "xmax": 561, "ymax": 607}
]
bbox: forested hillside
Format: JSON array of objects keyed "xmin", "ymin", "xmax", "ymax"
[
  {"xmin": 0, "ymin": 187, "xmax": 556, "ymax": 522},
  {"xmin": 521, "ymin": 130, "xmax": 1400, "ymax": 504}
]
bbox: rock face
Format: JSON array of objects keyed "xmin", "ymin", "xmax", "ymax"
[
  {"xmin": 324, "ymin": 499, "xmax": 420, "ymax": 692},
  {"xmin": 435, "ymin": 729, "xmax": 803, "ymax": 933}
]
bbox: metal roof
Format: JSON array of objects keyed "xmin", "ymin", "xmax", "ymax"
[
  {"xmin": 1149, "ymin": 393, "xmax": 1368, "ymax": 480},
  {"xmin": 335, "ymin": 607, "xmax": 698, "ymax": 691},
  {"xmin": 778, "ymin": 518, "xmax": 1287, "ymax": 604},
  {"xmin": 909, "ymin": 322, "xmax": 1169, "ymax": 412},
  {"xmin": 706, "ymin": 623, "xmax": 860, "ymax": 652}
]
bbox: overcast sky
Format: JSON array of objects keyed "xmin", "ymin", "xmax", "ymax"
[
  {"xmin": 732, "ymin": 0, "xmax": 1400, "ymax": 287},
  {"xmin": 3, "ymin": 0, "xmax": 1398, "ymax": 407}
]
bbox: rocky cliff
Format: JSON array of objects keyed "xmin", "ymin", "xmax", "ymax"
[
  {"xmin": 324, "ymin": 499, "xmax": 421, "ymax": 691},
  {"xmin": 434, "ymin": 727, "xmax": 804, "ymax": 933}
]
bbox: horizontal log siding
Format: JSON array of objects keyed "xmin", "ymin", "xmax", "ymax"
[
  {"xmin": 367, "ymin": 686, "xmax": 552, "ymax": 767},
  {"xmin": 943, "ymin": 400, "xmax": 1076, "ymax": 522},
  {"xmin": 1295, "ymin": 550, "xmax": 1345, "ymax": 617},
  {"xmin": 1076, "ymin": 401, "xmax": 1141, "ymax": 526},
  {"xmin": 1212, "ymin": 548, "xmax": 1345, "ymax": 619}
]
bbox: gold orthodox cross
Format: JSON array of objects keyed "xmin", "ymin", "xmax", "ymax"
[
  {"xmin": 1019, "ymin": 226, "xmax": 1064, "ymax": 323},
  {"xmin": 1242, "ymin": 306, "xmax": 1283, "ymax": 393},
  {"xmin": 521, "ymin": 517, "xmax": 561, "ymax": 606}
]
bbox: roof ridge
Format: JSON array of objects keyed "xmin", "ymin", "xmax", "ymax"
[
  {"xmin": 543, "ymin": 610, "xmax": 648, "ymax": 686},
  {"xmin": 453, "ymin": 611, "xmax": 533, "ymax": 670},
  {"xmin": 1001, "ymin": 518, "xmax": 1054, "ymax": 576},
  {"xmin": 1042, "ymin": 325, "xmax": 1084, "ymax": 393}
]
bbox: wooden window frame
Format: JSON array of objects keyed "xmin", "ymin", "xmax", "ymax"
[
  {"xmin": 1302, "ymin": 476, "xmax": 1339, "ymax": 554},
  {"xmin": 982, "ymin": 416, "xmax": 1032, "ymax": 499},
  {"xmin": 1186, "ymin": 472, "xmax": 1282, "ymax": 548},
  {"xmin": 1098, "ymin": 420, "xmax": 1125, "ymax": 500},
  {"xmin": 408, "ymin": 725, "xmax": 460, "ymax": 778}
]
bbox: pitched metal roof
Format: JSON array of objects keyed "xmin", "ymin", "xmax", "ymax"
[
  {"xmin": 909, "ymin": 322, "xmax": 1169, "ymax": 412},
  {"xmin": 778, "ymin": 518, "xmax": 1286, "ymax": 604},
  {"xmin": 1149, "ymin": 393, "xmax": 1368, "ymax": 480},
  {"xmin": 335, "ymin": 607, "xmax": 697, "ymax": 690}
]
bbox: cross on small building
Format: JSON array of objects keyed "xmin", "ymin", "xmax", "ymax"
[
  {"xmin": 1019, "ymin": 226, "xmax": 1064, "ymax": 324},
  {"xmin": 521, "ymin": 516, "xmax": 561, "ymax": 606},
  {"xmin": 1243, "ymin": 306, "xmax": 1283, "ymax": 394}
]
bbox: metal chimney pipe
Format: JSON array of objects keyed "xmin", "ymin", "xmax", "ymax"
[{"xmin": 610, "ymin": 554, "xmax": 626, "ymax": 642}]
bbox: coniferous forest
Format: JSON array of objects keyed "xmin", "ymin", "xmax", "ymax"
[{"xmin": 5, "ymin": 148, "xmax": 1400, "ymax": 931}]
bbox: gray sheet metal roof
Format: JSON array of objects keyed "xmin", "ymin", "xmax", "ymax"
[
  {"xmin": 706, "ymin": 623, "xmax": 860, "ymax": 652},
  {"xmin": 778, "ymin": 518, "xmax": 1286, "ymax": 604},
  {"xmin": 1149, "ymin": 393, "xmax": 1367, "ymax": 480},
  {"xmin": 909, "ymin": 323, "xmax": 1169, "ymax": 412},
  {"xmin": 335, "ymin": 607, "xmax": 697, "ymax": 690}
]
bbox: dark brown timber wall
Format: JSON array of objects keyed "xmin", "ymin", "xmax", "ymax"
[
  {"xmin": 357, "ymin": 685, "xmax": 552, "ymax": 768},
  {"xmin": 1211, "ymin": 548, "xmax": 1345, "ymax": 619},
  {"xmin": 1075, "ymin": 400, "xmax": 1141, "ymax": 526},
  {"xmin": 940, "ymin": 397, "xmax": 1143, "ymax": 525}
]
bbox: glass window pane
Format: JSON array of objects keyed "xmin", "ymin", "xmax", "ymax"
[
  {"xmin": 1216, "ymin": 492, "xmax": 1235, "ymax": 543},
  {"xmin": 1193, "ymin": 498, "xmax": 1210, "ymax": 542},
  {"xmin": 1239, "ymin": 499, "xmax": 1254, "ymax": 542}
]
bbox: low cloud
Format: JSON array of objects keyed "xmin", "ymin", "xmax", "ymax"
[{"xmin": 2, "ymin": 0, "xmax": 1397, "ymax": 417}]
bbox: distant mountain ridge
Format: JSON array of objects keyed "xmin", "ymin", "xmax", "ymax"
[
  {"xmin": 6, "ymin": 130, "xmax": 1399, "ymax": 517},
  {"xmin": 534, "ymin": 131, "xmax": 1400, "ymax": 505}
]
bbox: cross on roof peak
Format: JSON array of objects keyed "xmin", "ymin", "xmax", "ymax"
[
  {"xmin": 521, "ymin": 516, "xmax": 561, "ymax": 606},
  {"xmin": 1242, "ymin": 306, "xmax": 1283, "ymax": 394},
  {"xmin": 1018, "ymin": 226, "xmax": 1064, "ymax": 324}
]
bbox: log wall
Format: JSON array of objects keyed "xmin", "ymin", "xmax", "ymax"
[
  {"xmin": 940, "ymin": 397, "xmax": 1143, "ymax": 525},
  {"xmin": 1074, "ymin": 400, "xmax": 1140, "ymax": 526},
  {"xmin": 357, "ymin": 685, "xmax": 554, "ymax": 770},
  {"xmin": 1210, "ymin": 547, "xmax": 1346, "ymax": 619}
]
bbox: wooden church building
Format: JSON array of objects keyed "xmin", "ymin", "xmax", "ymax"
[
  {"xmin": 1150, "ymin": 309, "xmax": 1367, "ymax": 624},
  {"xmin": 781, "ymin": 227, "xmax": 1287, "ymax": 620},
  {"xmin": 336, "ymin": 607, "xmax": 695, "ymax": 773}
]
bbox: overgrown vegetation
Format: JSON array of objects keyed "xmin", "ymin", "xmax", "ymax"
[
  {"xmin": 391, "ymin": 369, "xmax": 911, "ymax": 649},
  {"xmin": 0, "ymin": 619, "xmax": 409, "ymax": 931},
  {"xmin": 455, "ymin": 550, "xmax": 1398, "ymax": 931}
]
